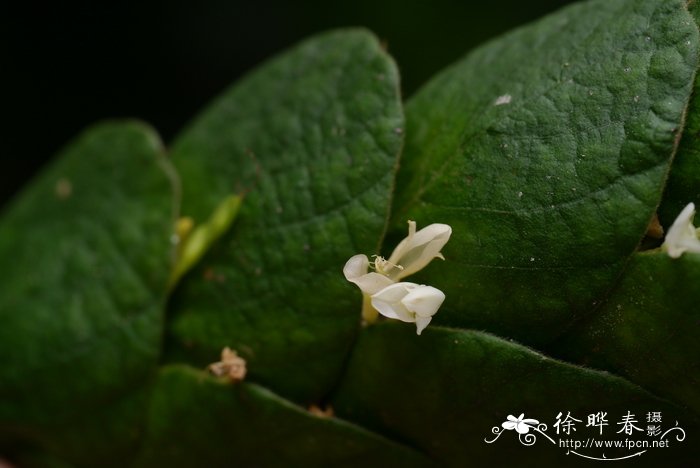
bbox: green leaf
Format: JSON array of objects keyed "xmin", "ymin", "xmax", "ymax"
[
  {"xmin": 331, "ymin": 324, "xmax": 700, "ymax": 466},
  {"xmin": 16, "ymin": 389, "xmax": 150, "ymax": 468},
  {"xmin": 390, "ymin": 0, "xmax": 699, "ymax": 345},
  {"xmin": 659, "ymin": 2, "xmax": 700, "ymax": 228},
  {"xmin": 166, "ymin": 29, "xmax": 404, "ymax": 401},
  {"xmin": 551, "ymin": 251, "xmax": 700, "ymax": 415},
  {"xmin": 0, "ymin": 122, "xmax": 177, "ymax": 429},
  {"xmin": 133, "ymin": 365, "xmax": 434, "ymax": 468}
]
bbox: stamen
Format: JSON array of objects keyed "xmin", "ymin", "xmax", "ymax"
[{"xmin": 370, "ymin": 255, "xmax": 403, "ymax": 273}]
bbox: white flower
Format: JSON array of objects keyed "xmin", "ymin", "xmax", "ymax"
[
  {"xmin": 371, "ymin": 282, "xmax": 445, "ymax": 335},
  {"xmin": 381, "ymin": 220, "xmax": 452, "ymax": 280},
  {"xmin": 343, "ymin": 220, "xmax": 451, "ymax": 334},
  {"xmin": 502, "ymin": 414, "xmax": 540, "ymax": 434},
  {"xmin": 662, "ymin": 202, "xmax": 700, "ymax": 258}
]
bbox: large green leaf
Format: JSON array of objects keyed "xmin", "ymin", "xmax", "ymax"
[
  {"xmin": 332, "ymin": 324, "xmax": 700, "ymax": 466},
  {"xmin": 389, "ymin": 0, "xmax": 698, "ymax": 345},
  {"xmin": 0, "ymin": 122, "xmax": 177, "ymax": 431},
  {"xmin": 551, "ymin": 251, "xmax": 700, "ymax": 415},
  {"xmin": 166, "ymin": 29, "xmax": 404, "ymax": 401},
  {"xmin": 133, "ymin": 366, "xmax": 434, "ymax": 468}
]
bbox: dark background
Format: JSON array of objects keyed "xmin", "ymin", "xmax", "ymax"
[{"xmin": 2, "ymin": 0, "xmax": 576, "ymax": 207}]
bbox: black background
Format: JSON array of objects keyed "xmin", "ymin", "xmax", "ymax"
[{"xmin": 3, "ymin": 0, "xmax": 576, "ymax": 207}]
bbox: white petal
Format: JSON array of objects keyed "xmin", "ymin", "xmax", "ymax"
[
  {"xmin": 352, "ymin": 272, "xmax": 395, "ymax": 296},
  {"xmin": 401, "ymin": 285, "xmax": 445, "ymax": 318},
  {"xmin": 415, "ymin": 316, "xmax": 432, "ymax": 335},
  {"xmin": 409, "ymin": 223, "xmax": 452, "ymax": 252},
  {"xmin": 388, "ymin": 222, "xmax": 452, "ymax": 280},
  {"xmin": 371, "ymin": 283, "xmax": 417, "ymax": 322},
  {"xmin": 662, "ymin": 203, "xmax": 700, "ymax": 258},
  {"xmin": 344, "ymin": 255, "xmax": 394, "ymax": 295},
  {"xmin": 343, "ymin": 254, "xmax": 370, "ymax": 281}
]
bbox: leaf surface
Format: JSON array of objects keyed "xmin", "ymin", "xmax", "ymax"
[
  {"xmin": 332, "ymin": 324, "xmax": 700, "ymax": 466},
  {"xmin": 0, "ymin": 122, "xmax": 177, "ymax": 430},
  {"xmin": 390, "ymin": 0, "xmax": 699, "ymax": 345},
  {"xmin": 551, "ymin": 251, "xmax": 700, "ymax": 415},
  {"xmin": 167, "ymin": 29, "xmax": 404, "ymax": 401},
  {"xmin": 133, "ymin": 366, "xmax": 435, "ymax": 468}
]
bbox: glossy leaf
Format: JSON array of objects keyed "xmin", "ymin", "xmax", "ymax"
[
  {"xmin": 166, "ymin": 29, "xmax": 404, "ymax": 401},
  {"xmin": 390, "ymin": 0, "xmax": 699, "ymax": 345}
]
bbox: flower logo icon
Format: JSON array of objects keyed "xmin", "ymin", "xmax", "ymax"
[{"xmin": 502, "ymin": 414, "xmax": 540, "ymax": 434}]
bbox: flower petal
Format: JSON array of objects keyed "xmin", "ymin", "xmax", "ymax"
[
  {"xmin": 371, "ymin": 283, "xmax": 417, "ymax": 322},
  {"xmin": 663, "ymin": 202, "xmax": 700, "ymax": 258},
  {"xmin": 343, "ymin": 254, "xmax": 370, "ymax": 281},
  {"xmin": 344, "ymin": 255, "xmax": 394, "ymax": 295},
  {"xmin": 388, "ymin": 222, "xmax": 452, "ymax": 280},
  {"xmin": 401, "ymin": 285, "xmax": 445, "ymax": 318},
  {"xmin": 415, "ymin": 316, "xmax": 432, "ymax": 335},
  {"xmin": 352, "ymin": 272, "xmax": 394, "ymax": 296}
]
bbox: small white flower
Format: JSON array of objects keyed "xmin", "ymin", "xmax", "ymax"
[
  {"xmin": 662, "ymin": 202, "xmax": 700, "ymax": 258},
  {"xmin": 371, "ymin": 282, "xmax": 445, "ymax": 335},
  {"xmin": 343, "ymin": 220, "xmax": 451, "ymax": 334},
  {"xmin": 384, "ymin": 220, "xmax": 452, "ymax": 280}
]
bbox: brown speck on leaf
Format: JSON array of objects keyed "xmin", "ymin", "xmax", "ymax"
[
  {"xmin": 646, "ymin": 213, "xmax": 664, "ymax": 239},
  {"xmin": 55, "ymin": 178, "xmax": 72, "ymax": 199},
  {"xmin": 208, "ymin": 347, "xmax": 247, "ymax": 382},
  {"xmin": 203, "ymin": 267, "xmax": 226, "ymax": 283},
  {"xmin": 308, "ymin": 404, "xmax": 334, "ymax": 418}
]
